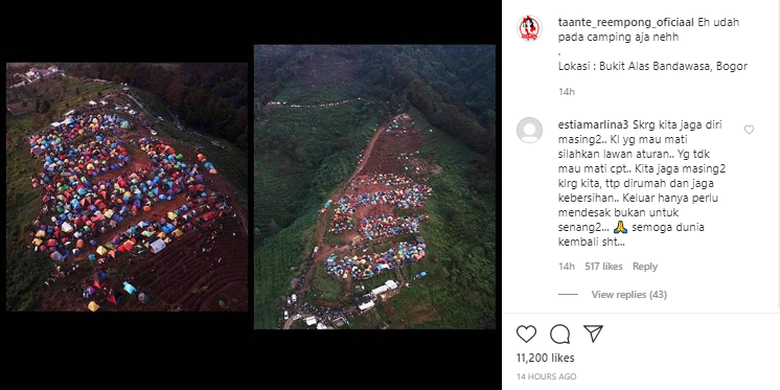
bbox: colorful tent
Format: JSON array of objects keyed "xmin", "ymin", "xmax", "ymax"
[
  {"xmin": 50, "ymin": 251, "xmax": 65, "ymax": 262},
  {"xmin": 150, "ymin": 239, "xmax": 166, "ymax": 254},
  {"xmin": 138, "ymin": 292, "xmax": 151, "ymax": 304},
  {"xmin": 94, "ymin": 271, "xmax": 108, "ymax": 282},
  {"xmin": 123, "ymin": 281, "xmax": 136, "ymax": 295}
]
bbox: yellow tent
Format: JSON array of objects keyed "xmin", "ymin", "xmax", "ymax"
[
  {"xmin": 167, "ymin": 212, "xmax": 178, "ymax": 220},
  {"xmin": 32, "ymin": 238, "xmax": 43, "ymax": 246},
  {"xmin": 103, "ymin": 209, "xmax": 114, "ymax": 219},
  {"xmin": 172, "ymin": 229, "xmax": 184, "ymax": 238},
  {"xmin": 88, "ymin": 301, "xmax": 100, "ymax": 312},
  {"xmin": 96, "ymin": 246, "xmax": 107, "ymax": 256},
  {"xmin": 35, "ymin": 230, "xmax": 46, "ymax": 238}
]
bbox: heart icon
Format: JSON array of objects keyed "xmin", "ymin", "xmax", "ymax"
[
  {"xmin": 745, "ymin": 125, "xmax": 754, "ymax": 134},
  {"xmin": 516, "ymin": 325, "xmax": 537, "ymax": 343}
]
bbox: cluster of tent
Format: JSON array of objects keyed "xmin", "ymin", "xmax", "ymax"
[
  {"xmin": 266, "ymin": 97, "xmax": 364, "ymax": 109},
  {"xmin": 352, "ymin": 173, "xmax": 412, "ymax": 188},
  {"xmin": 29, "ymin": 133, "xmax": 211, "ymax": 263},
  {"xmin": 329, "ymin": 184, "xmax": 433, "ymax": 234},
  {"xmin": 387, "ymin": 113, "xmax": 413, "ymax": 131},
  {"xmin": 29, "ymin": 114, "xmax": 132, "ymax": 187},
  {"xmin": 88, "ymin": 199, "xmax": 216, "ymax": 262},
  {"xmin": 319, "ymin": 199, "xmax": 333, "ymax": 214},
  {"xmin": 358, "ymin": 212, "xmax": 429, "ymax": 241},
  {"xmin": 85, "ymin": 269, "xmax": 149, "ymax": 311},
  {"xmin": 196, "ymin": 152, "xmax": 218, "ymax": 175},
  {"xmin": 325, "ymin": 240, "xmax": 427, "ymax": 280},
  {"xmin": 397, "ymin": 151, "xmax": 424, "ymax": 174}
]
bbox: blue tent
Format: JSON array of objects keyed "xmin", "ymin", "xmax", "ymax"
[{"xmin": 123, "ymin": 281, "xmax": 136, "ymax": 295}]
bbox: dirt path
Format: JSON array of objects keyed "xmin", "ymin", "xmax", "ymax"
[
  {"xmin": 314, "ymin": 122, "xmax": 387, "ymax": 249},
  {"xmin": 290, "ymin": 121, "xmax": 387, "ymax": 315}
]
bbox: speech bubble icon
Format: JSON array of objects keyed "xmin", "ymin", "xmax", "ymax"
[{"xmin": 550, "ymin": 324, "xmax": 571, "ymax": 344}]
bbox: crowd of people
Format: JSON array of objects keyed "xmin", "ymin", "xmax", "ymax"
[
  {"xmin": 325, "ymin": 240, "xmax": 427, "ymax": 280},
  {"xmin": 329, "ymin": 184, "xmax": 433, "ymax": 234},
  {"xmin": 357, "ymin": 212, "xmax": 429, "ymax": 241}
]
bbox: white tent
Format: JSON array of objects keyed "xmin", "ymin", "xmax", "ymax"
[
  {"xmin": 61, "ymin": 222, "xmax": 74, "ymax": 233},
  {"xmin": 371, "ymin": 285, "xmax": 389, "ymax": 297},
  {"xmin": 150, "ymin": 239, "xmax": 167, "ymax": 254}
]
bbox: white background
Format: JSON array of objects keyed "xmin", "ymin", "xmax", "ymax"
[{"xmin": 502, "ymin": 1, "xmax": 779, "ymax": 388}]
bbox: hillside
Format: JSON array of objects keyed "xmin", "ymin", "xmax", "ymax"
[
  {"xmin": 6, "ymin": 68, "xmax": 248, "ymax": 311},
  {"xmin": 254, "ymin": 45, "xmax": 495, "ymax": 329}
]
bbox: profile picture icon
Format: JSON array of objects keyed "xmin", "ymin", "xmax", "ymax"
[
  {"xmin": 517, "ymin": 117, "xmax": 543, "ymax": 143},
  {"xmin": 518, "ymin": 15, "xmax": 542, "ymax": 41}
]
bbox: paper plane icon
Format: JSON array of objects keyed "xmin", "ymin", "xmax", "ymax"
[{"xmin": 584, "ymin": 325, "xmax": 603, "ymax": 343}]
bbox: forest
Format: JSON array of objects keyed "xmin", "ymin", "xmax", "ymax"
[
  {"xmin": 66, "ymin": 63, "xmax": 249, "ymax": 150},
  {"xmin": 254, "ymin": 45, "xmax": 496, "ymax": 196}
]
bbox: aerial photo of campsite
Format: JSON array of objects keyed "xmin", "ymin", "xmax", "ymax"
[
  {"xmin": 254, "ymin": 45, "xmax": 496, "ymax": 329},
  {"xmin": 6, "ymin": 63, "xmax": 249, "ymax": 311}
]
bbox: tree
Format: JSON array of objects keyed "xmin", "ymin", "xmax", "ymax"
[{"xmin": 75, "ymin": 87, "xmax": 80, "ymax": 96}]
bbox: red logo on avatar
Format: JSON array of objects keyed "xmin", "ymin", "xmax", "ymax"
[{"xmin": 519, "ymin": 15, "xmax": 541, "ymax": 41}]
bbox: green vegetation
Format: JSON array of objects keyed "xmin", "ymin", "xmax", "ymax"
[
  {"xmin": 6, "ymin": 114, "xmax": 50, "ymax": 310},
  {"xmin": 254, "ymin": 45, "xmax": 495, "ymax": 329},
  {"xmin": 307, "ymin": 261, "xmax": 344, "ymax": 304},
  {"xmin": 254, "ymin": 100, "xmax": 377, "ymax": 236},
  {"xmin": 65, "ymin": 63, "xmax": 248, "ymax": 150},
  {"xmin": 371, "ymin": 110, "xmax": 495, "ymax": 328},
  {"xmin": 254, "ymin": 213, "xmax": 317, "ymax": 328},
  {"xmin": 5, "ymin": 77, "xmax": 115, "ymax": 311}
]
